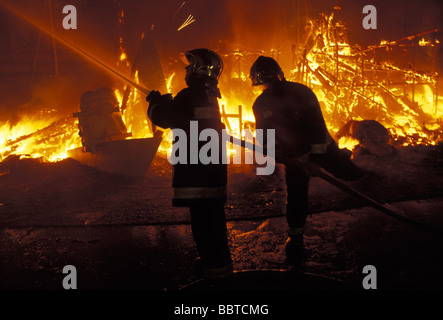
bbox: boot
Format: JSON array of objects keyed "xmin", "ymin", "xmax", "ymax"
[
  {"xmin": 193, "ymin": 257, "xmax": 204, "ymax": 278},
  {"xmin": 285, "ymin": 234, "xmax": 304, "ymax": 267}
]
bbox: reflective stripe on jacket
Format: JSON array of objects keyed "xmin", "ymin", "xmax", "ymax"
[{"xmin": 147, "ymin": 82, "xmax": 227, "ymax": 207}]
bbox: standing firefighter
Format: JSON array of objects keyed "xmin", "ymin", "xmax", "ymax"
[
  {"xmin": 146, "ymin": 48, "xmax": 233, "ymax": 280},
  {"xmin": 249, "ymin": 56, "xmax": 363, "ymax": 263}
]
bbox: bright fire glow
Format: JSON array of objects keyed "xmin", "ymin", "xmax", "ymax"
[
  {"xmin": 1, "ymin": 12, "xmax": 441, "ymax": 164},
  {"xmin": 0, "ymin": 113, "xmax": 81, "ymax": 162}
]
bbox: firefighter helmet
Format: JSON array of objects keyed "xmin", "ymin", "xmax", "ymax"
[
  {"xmin": 182, "ymin": 48, "xmax": 223, "ymax": 82},
  {"xmin": 249, "ymin": 55, "xmax": 284, "ymax": 86}
]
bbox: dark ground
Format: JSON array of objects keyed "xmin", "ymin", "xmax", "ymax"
[{"xmin": 0, "ymin": 145, "xmax": 443, "ymax": 301}]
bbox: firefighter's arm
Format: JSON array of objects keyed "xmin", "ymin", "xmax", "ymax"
[
  {"xmin": 274, "ymin": 148, "xmax": 320, "ymax": 176},
  {"xmin": 252, "ymin": 99, "xmax": 272, "ymax": 155},
  {"xmin": 146, "ymin": 91, "xmax": 173, "ymax": 129},
  {"xmin": 293, "ymin": 151, "xmax": 321, "ymax": 176},
  {"xmin": 301, "ymin": 87, "xmax": 329, "ymax": 156}
]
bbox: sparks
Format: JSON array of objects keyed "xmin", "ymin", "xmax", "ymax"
[{"xmin": 177, "ymin": 14, "xmax": 195, "ymax": 31}]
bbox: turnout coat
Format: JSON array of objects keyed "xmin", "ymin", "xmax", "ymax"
[
  {"xmin": 147, "ymin": 80, "xmax": 227, "ymax": 207},
  {"xmin": 252, "ymin": 80, "xmax": 362, "ymax": 181},
  {"xmin": 252, "ymin": 80, "xmax": 330, "ymax": 160}
]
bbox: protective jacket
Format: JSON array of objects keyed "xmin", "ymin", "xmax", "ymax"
[
  {"xmin": 252, "ymin": 79, "xmax": 363, "ymax": 181},
  {"xmin": 147, "ymin": 78, "xmax": 227, "ymax": 207},
  {"xmin": 253, "ymin": 80, "xmax": 331, "ymax": 161}
]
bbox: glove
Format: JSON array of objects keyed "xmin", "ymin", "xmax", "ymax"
[
  {"xmin": 146, "ymin": 90, "xmax": 162, "ymax": 103},
  {"xmin": 276, "ymin": 150, "xmax": 320, "ymax": 176}
]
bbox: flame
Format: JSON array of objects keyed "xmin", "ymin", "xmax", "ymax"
[
  {"xmin": 419, "ymin": 38, "xmax": 432, "ymax": 46},
  {"xmin": 115, "ymin": 70, "xmax": 152, "ymax": 139},
  {"xmin": 1, "ymin": 12, "xmax": 442, "ymax": 165},
  {"xmin": 0, "ymin": 113, "xmax": 81, "ymax": 162},
  {"xmin": 286, "ymin": 13, "xmax": 442, "ymax": 148},
  {"xmin": 119, "ymin": 52, "xmax": 128, "ymax": 62},
  {"xmin": 338, "ymin": 136, "xmax": 360, "ymax": 151},
  {"xmin": 117, "ymin": 38, "xmax": 130, "ymax": 68},
  {"xmin": 165, "ymin": 72, "xmax": 176, "ymax": 94}
]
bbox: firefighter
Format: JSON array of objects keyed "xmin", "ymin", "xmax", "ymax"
[
  {"xmin": 146, "ymin": 48, "xmax": 233, "ymax": 280},
  {"xmin": 249, "ymin": 56, "xmax": 363, "ymax": 263}
]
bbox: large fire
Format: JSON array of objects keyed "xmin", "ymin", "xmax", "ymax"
[
  {"xmin": 0, "ymin": 112, "xmax": 81, "ymax": 162},
  {"xmin": 0, "ymin": 12, "xmax": 441, "ymax": 164}
]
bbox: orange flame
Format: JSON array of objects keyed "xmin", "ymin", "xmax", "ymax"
[{"xmin": 1, "ymin": 12, "xmax": 441, "ymax": 164}]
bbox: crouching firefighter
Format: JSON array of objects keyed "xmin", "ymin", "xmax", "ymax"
[
  {"xmin": 146, "ymin": 48, "xmax": 233, "ymax": 280},
  {"xmin": 249, "ymin": 56, "xmax": 364, "ymax": 264}
]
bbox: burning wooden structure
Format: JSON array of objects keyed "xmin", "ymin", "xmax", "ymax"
[
  {"xmin": 0, "ymin": 1, "xmax": 443, "ymax": 295},
  {"xmin": 215, "ymin": 12, "xmax": 441, "ymax": 155},
  {"xmin": 0, "ymin": 5, "xmax": 441, "ymax": 174}
]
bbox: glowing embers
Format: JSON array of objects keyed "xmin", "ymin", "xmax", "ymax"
[
  {"xmin": 0, "ymin": 113, "xmax": 81, "ymax": 162},
  {"xmin": 114, "ymin": 70, "xmax": 152, "ymax": 140}
]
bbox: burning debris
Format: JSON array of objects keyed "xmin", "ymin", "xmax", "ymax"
[
  {"xmin": 0, "ymin": 114, "xmax": 80, "ymax": 162},
  {"xmin": 289, "ymin": 13, "xmax": 442, "ymax": 150},
  {"xmin": 336, "ymin": 120, "xmax": 395, "ymax": 157},
  {"xmin": 1, "ymin": 0, "xmax": 443, "ymax": 297},
  {"xmin": 0, "ymin": 7, "xmax": 441, "ymax": 168}
]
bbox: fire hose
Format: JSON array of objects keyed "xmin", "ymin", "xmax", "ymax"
[
  {"xmin": 6, "ymin": 1, "xmax": 440, "ymax": 235},
  {"xmin": 0, "ymin": 1, "xmax": 152, "ymax": 98},
  {"xmin": 228, "ymin": 135, "xmax": 443, "ymax": 236}
]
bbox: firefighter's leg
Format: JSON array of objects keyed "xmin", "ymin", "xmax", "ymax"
[
  {"xmin": 189, "ymin": 201, "xmax": 233, "ymax": 279},
  {"xmin": 284, "ymin": 165, "xmax": 310, "ymax": 261}
]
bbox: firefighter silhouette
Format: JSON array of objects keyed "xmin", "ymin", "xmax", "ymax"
[
  {"xmin": 249, "ymin": 56, "xmax": 363, "ymax": 264},
  {"xmin": 146, "ymin": 49, "xmax": 232, "ymax": 280}
]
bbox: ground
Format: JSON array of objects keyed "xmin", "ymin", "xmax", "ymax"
[{"xmin": 0, "ymin": 145, "xmax": 443, "ymax": 300}]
